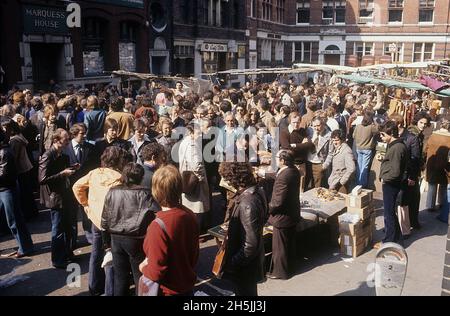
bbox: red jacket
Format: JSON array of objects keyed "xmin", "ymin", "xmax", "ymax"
[{"xmin": 142, "ymin": 207, "xmax": 199, "ymax": 296}]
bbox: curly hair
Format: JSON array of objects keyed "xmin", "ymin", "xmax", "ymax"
[
  {"xmin": 141, "ymin": 142, "xmax": 167, "ymax": 163},
  {"xmin": 218, "ymin": 162, "xmax": 256, "ymax": 190},
  {"xmin": 101, "ymin": 146, "xmax": 132, "ymax": 171}
]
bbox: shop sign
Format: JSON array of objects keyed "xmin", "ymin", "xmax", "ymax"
[
  {"xmin": 201, "ymin": 43, "xmax": 228, "ymax": 52},
  {"xmin": 23, "ymin": 5, "xmax": 69, "ymax": 34},
  {"xmin": 87, "ymin": 0, "xmax": 144, "ymax": 8},
  {"xmin": 238, "ymin": 46, "xmax": 246, "ymax": 58}
]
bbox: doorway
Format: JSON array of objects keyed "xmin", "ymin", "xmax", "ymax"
[
  {"xmin": 324, "ymin": 54, "xmax": 340, "ymax": 65},
  {"xmin": 151, "ymin": 56, "xmax": 166, "ymax": 75},
  {"xmin": 31, "ymin": 43, "xmax": 63, "ymax": 91},
  {"xmin": 218, "ymin": 52, "xmax": 227, "ymax": 72}
]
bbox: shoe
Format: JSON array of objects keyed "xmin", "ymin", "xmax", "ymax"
[
  {"xmin": 53, "ymin": 262, "xmax": 68, "ymax": 269},
  {"xmin": 14, "ymin": 252, "xmax": 31, "ymax": 259},
  {"xmin": 266, "ymin": 273, "xmax": 281, "ymax": 280},
  {"xmin": 373, "ymin": 242, "xmax": 383, "ymax": 250},
  {"xmin": 1, "ymin": 250, "xmax": 18, "ymax": 257},
  {"xmin": 411, "ymin": 223, "xmax": 422, "ymax": 230}
]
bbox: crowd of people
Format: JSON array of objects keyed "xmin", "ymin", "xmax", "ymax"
[{"xmin": 0, "ymin": 73, "xmax": 449, "ymax": 296}]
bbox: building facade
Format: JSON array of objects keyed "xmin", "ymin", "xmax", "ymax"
[
  {"xmin": 247, "ymin": 0, "xmax": 450, "ymax": 68},
  {"xmin": 0, "ymin": 0, "xmax": 153, "ymax": 91},
  {"xmin": 172, "ymin": 0, "xmax": 248, "ymax": 86}
]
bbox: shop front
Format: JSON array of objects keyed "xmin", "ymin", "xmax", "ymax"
[
  {"xmin": 20, "ymin": 4, "xmax": 75, "ymax": 91},
  {"xmin": 195, "ymin": 40, "xmax": 245, "ymax": 87}
]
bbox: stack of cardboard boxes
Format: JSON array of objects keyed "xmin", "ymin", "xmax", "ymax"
[{"xmin": 338, "ymin": 189, "xmax": 376, "ymax": 258}]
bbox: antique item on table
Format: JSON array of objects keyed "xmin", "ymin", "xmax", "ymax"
[{"xmin": 315, "ymin": 187, "xmax": 344, "ymax": 202}]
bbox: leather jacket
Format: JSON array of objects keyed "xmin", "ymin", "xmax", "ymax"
[
  {"xmin": 101, "ymin": 185, "xmax": 159, "ymax": 237},
  {"xmin": 0, "ymin": 145, "xmax": 18, "ymax": 191},
  {"xmin": 224, "ymin": 185, "xmax": 268, "ymax": 283},
  {"xmin": 38, "ymin": 147, "xmax": 70, "ymax": 209}
]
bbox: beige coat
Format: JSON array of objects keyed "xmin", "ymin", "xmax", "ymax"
[
  {"xmin": 72, "ymin": 168, "xmax": 122, "ymax": 229},
  {"xmin": 178, "ymin": 136, "xmax": 210, "ymax": 214}
]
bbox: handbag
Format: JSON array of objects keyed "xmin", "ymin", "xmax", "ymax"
[
  {"xmin": 137, "ymin": 217, "xmax": 168, "ymax": 296},
  {"xmin": 138, "ymin": 275, "xmax": 160, "ymax": 296},
  {"xmin": 212, "ymin": 232, "xmax": 228, "ymax": 279}
]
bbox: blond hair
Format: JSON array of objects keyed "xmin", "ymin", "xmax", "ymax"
[{"xmin": 152, "ymin": 165, "xmax": 182, "ymax": 208}]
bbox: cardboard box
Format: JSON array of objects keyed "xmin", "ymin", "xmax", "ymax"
[
  {"xmin": 338, "ymin": 215, "xmax": 370, "ymax": 235},
  {"xmin": 347, "ymin": 205, "xmax": 375, "ymax": 221},
  {"xmin": 345, "ymin": 190, "xmax": 373, "ymax": 209},
  {"xmin": 339, "ymin": 232, "xmax": 372, "ymax": 258}
]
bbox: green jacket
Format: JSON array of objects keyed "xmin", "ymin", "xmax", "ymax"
[{"xmin": 380, "ymin": 139, "xmax": 408, "ymax": 185}]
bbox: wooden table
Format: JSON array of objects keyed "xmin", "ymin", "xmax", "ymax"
[{"xmin": 208, "ymin": 187, "xmax": 347, "ymax": 244}]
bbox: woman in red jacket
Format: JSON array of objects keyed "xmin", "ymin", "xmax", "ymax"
[{"xmin": 139, "ymin": 165, "xmax": 199, "ymax": 296}]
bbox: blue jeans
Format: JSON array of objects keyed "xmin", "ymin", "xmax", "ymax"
[
  {"xmin": 0, "ymin": 189, "xmax": 33, "ymax": 254},
  {"xmin": 89, "ymin": 224, "xmax": 114, "ymax": 296},
  {"xmin": 438, "ymin": 184, "xmax": 450, "ymax": 223},
  {"xmin": 426, "ymin": 183, "xmax": 447, "ymax": 210},
  {"xmin": 356, "ymin": 149, "xmax": 373, "ymax": 188},
  {"xmin": 50, "ymin": 208, "xmax": 73, "ymax": 266},
  {"xmin": 382, "ymin": 183, "xmax": 403, "ymax": 244}
]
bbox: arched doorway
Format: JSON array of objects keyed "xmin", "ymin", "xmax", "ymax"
[
  {"xmin": 150, "ymin": 37, "xmax": 169, "ymax": 75},
  {"xmin": 323, "ymin": 45, "xmax": 341, "ymax": 65}
]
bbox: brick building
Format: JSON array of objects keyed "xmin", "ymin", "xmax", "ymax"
[
  {"xmin": 247, "ymin": 0, "xmax": 450, "ymax": 68},
  {"xmin": 0, "ymin": 0, "xmax": 152, "ymax": 91},
  {"xmin": 172, "ymin": 0, "xmax": 247, "ymax": 86}
]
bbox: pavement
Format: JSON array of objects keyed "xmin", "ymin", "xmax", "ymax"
[{"xmin": 0, "ymin": 191, "xmax": 447, "ymax": 296}]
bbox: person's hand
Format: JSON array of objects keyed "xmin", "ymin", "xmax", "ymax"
[
  {"xmin": 407, "ymin": 179, "xmax": 416, "ymax": 186},
  {"xmin": 290, "ymin": 143, "xmax": 296, "ymax": 148},
  {"xmin": 139, "ymin": 258, "xmax": 148, "ymax": 273},
  {"xmin": 61, "ymin": 168, "xmax": 76, "ymax": 176},
  {"xmin": 302, "ymin": 138, "xmax": 309, "ymax": 144}
]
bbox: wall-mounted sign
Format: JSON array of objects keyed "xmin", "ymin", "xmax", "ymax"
[
  {"xmin": 23, "ymin": 5, "xmax": 69, "ymax": 35},
  {"xmin": 321, "ymin": 50, "xmax": 343, "ymax": 54},
  {"xmin": 87, "ymin": 0, "xmax": 144, "ymax": 8},
  {"xmin": 201, "ymin": 43, "xmax": 227, "ymax": 52}
]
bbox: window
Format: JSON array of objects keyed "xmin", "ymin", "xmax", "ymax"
[
  {"xmin": 250, "ymin": 0, "xmax": 257, "ymax": 18},
  {"xmin": 119, "ymin": 22, "xmax": 137, "ymax": 72},
  {"xmin": 354, "ymin": 42, "xmax": 374, "ymax": 56},
  {"xmin": 201, "ymin": 0, "xmax": 209, "ymax": 25},
  {"xmin": 207, "ymin": 0, "xmax": 221, "ymax": 26},
  {"xmin": 358, "ymin": 0, "xmax": 374, "ymax": 24},
  {"xmin": 294, "ymin": 42, "xmax": 312, "ymax": 63},
  {"xmin": 174, "ymin": 45, "xmax": 195, "ymax": 58},
  {"xmin": 354, "ymin": 42, "xmax": 374, "ymax": 65},
  {"xmin": 234, "ymin": 1, "xmax": 240, "ymax": 28},
  {"xmin": 261, "ymin": 40, "xmax": 272, "ymax": 61},
  {"xmin": 322, "ymin": 1, "xmax": 346, "ymax": 25},
  {"xmin": 180, "ymin": 0, "xmax": 190, "ymax": 24},
  {"xmin": 276, "ymin": 0, "xmax": 285, "ymax": 23},
  {"xmin": 297, "ymin": 0, "xmax": 310, "ymax": 24},
  {"xmin": 388, "ymin": 0, "xmax": 403, "ymax": 23},
  {"xmin": 82, "ymin": 18, "xmax": 105, "ymax": 76},
  {"xmin": 419, "ymin": 0, "xmax": 434, "ymax": 22},
  {"xmin": 384, "ymin": 42, "xmax": 403, "ymax": 62},
  {"xmin": 275, "ymin": 41, "xmax": 284, "ymax": 61},
  {"xmin": 413, "ymin": 43, "xmax": 434, "ymax": 62},
  {"xmin": 262, "ymin": 0, "xmax": 273, "ymax": 21}
]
